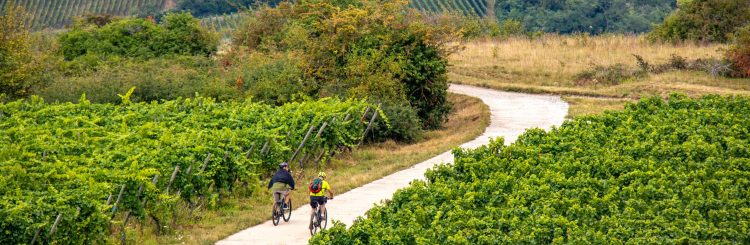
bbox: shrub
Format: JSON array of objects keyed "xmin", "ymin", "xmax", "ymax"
[
  {"xmin": 649, "ymin": 0, "xmax": 750, "ymax": 43},
  {"xmin": 367, "ymin": 103, "xmax": 423, "ymax": 143},
  {"xmin": 726, "ymin": 25, "xmax": 750, "ymax": 77},
  {"xmin": 574, "ymin": 64, "xmax": 643, "ymax": 86},
  {"xmin": 233, "ymin": 0, "xmax": 457, "ymax": 131},
  {"xmin": 0, "ymin": 5, "xmax": 42, "ymax": 98},
  {"xmin": 59, "ymin": 12, "xmax": 218, "ymax": 61},
  {"xmin": 38, "ymin": 56, "xmax": 237, "ymax": 103}
]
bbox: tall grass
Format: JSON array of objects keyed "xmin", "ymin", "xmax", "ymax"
[{"xmin": 450, "ymin": 34, "xmax": 750, "ymax": 98}]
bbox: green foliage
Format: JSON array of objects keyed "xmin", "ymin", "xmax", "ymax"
[
  {"xmin": 233, "ymin": 0, "xmax": 456, "ymax": 132},
  {"xmin": 495, "ymin": 0, "xmax": 676, "ymax": 34},
  {"xmin": 0, "ymin": 4, "xmax": 41, "ymax": 98},
  {"xmin": 727, "ymin": 25, "xmax": 750, "ymax": 77},
  {"xmin": 175, "ymin": 0, "xmax": 279, "ymax": 17},
  {"xmin": 313, "ymin": 94, "xmax": 750, "ymax": 244},
  {"xmin": 649, "ymin": 0, "xmax": 750, "ymax": 43},
  {"xmin": 38, "ymin": 56, "xmax": 237, "ymax": 103},
  {"xmin": 368, "ymin": 102, "xmax": 423, "ymax": 143},
  {"xmin": 59, "ymin": 13, "xmax": 218, "ymax": 60},
  {"xmin": 0, "ymin": 97, "xmax": 375, "ymax": 244}
]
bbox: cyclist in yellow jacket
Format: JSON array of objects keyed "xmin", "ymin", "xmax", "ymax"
[{"xmin": 309, "ymin": 172, "xmax": 333, "ymax": 220}]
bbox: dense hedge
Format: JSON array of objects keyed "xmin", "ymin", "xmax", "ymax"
[{"xmin": 313, "ymin": 94, "xmax": 750, "ymax": 244}]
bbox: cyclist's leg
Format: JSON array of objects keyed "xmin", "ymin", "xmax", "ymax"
[
  {"xmin": 320, "ymin": 197, "xmax": 328, "ymax": 218},
  {"xmin": 273, "ymin": 191, "xmax": 283, "ymax": 207},
  {"xmin": 282, "ymin": 189, "xmax": 290, "ymax": 208}
]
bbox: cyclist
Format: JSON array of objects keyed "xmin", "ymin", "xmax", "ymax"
[
  {"xmin": 309, "ymin": 172, "xmax": 333, "ymax": 220},
  {"xmin": 267, "ymin": 162, "xmax": 295, "ymax": 209}
]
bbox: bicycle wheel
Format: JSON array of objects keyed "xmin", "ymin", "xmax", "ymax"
[
  {"xmin": 320, "ymin": 208, "xmax": 328, "ymax": 230},
  {"xmin": 283, "ymin": 198, "xmax": 292, "ymax": 222},
  {"xmin": 272, "ymin": 203, "xmax": 281, "ymax": 226},
  {"xmin": 309, "ymin": 210, "xmax": 318, "ymax": 235}
]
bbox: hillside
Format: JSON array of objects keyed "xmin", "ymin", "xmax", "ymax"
[
  {"xmin": 2, "ymin": 0, "xmax": 490, "ymax": 30},
  {"xmin": 0, "ymin": 0, "xmax": 169, "ymax": 29},
  {"xmin": 408, "ymin": 0, "xmax": 487, "ymax": 16}
]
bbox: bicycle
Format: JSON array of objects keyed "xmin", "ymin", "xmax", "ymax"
[
  {"xmin": 309, "ymin": 197, "xmax": 331, "ymax": 235},
  {"xmin": 272, "ymin": 190, "xmax": 293, "ymax": 226}
]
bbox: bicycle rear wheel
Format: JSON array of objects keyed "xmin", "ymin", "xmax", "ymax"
[
  {"xmin": 283, "ymin": 198, "xmax": 292, "ymax": 222},
  {"xmin": 272, "ymin": 203, "xmax": 281, "ymax": 226},
  {"xmin": 309, "ymin": 210, "xmax": 319, "ymax": 235}
]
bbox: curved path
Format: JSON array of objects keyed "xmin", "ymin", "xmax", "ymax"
[{"xmin": 217, "ymin": 84, "xmax": 569, "ymax": 245}]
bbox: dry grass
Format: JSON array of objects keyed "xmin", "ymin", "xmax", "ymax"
[
  {"xmin": 124, "ymin": 93, "xmax": 490, "ymax": 245},
  {"xmin": 449, "ymin": 34, "xmax": 750, "ymax": 117},
  {"xmin": 449, "ymin": 35, "xmax": 750, "ymax": 95}
]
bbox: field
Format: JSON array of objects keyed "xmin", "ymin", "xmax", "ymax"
[
  {"xmin": 313, "ymin": 94, "xmax": 750, "ymax": 244},
  {"xmin": 0, "ymin": 0, "xmax": 168, "ymax": 29},
  {"xmin": 0, "ymin": 96, "xmax": 374, "ymax": 244},
  {"xmin": 408, "ymin": 0, "xmax": 487, "ymax": 16},
  {"xmin": 120, "ymin": 93, "xmax": 490, "ymax": 244},
  {"xmin": 449, "ymin": 35, "xmax": 750, "ymax": 116}
]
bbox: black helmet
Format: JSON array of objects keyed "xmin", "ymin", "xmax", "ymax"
[{"xmin": 279, "ymin": 162, "xmax": 289, "ymax": 168}]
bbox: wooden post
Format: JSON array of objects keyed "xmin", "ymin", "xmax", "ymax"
[
  {"xmin": 245, "ymin": 142, "xmax": 256, "ymax": 158},
  {"xmin": 105, "ymin": 193, "xmax": 113, "ymax": 205},
  {"xmin": 360, "ymin": 107, "xmax": 371, "ymax": 121},
  {"xmin": 359, "ymin": 110, "xmax": 379, "ymax": 146},
  {"xmin": 290, "ymin": 124, "xmax": 316, "ymax": 166},
  {"xmin": 49, "ymin": 213, "xmax": 62, "ymax": 236},
  {"xmin": 201, "ymin": 153, "xmax": 211, "ymax": 172},
  {"xmin": 259, "ymin": 140, "xmax": 269, "ymax": 156},
  {"xmin": 165, "ymin": 166, "xmax": 180, "ymax": 194},
  {"xmin": 111, "ymin": 185, "xmax": 126, "ymax": 218},
  {"xmin": 30, "ymin": 227, "xmax": 41, "ymax": 245}
]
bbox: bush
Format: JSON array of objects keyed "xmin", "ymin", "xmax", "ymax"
[
  {"xmin": 233, "ymin": 0, "xmax": 457, "ymax": 131},
  {"xmin": 59, "ymin": 12, "xmax": 218, "ymax": 60},
  {"xmin": 574, "ymin": 64, "xmax": 643, "ymax": 86},
  {"xmin": 0, "ymin": 5, "xmax": 42, "ymax": 98},
  {"xmin": 649, "ymin": 0, "xmax": 750, "ymax": 43},
  {"xmin": 38, "ymin": 56, "xmax": 237, "ymax": 103},
  {"xmin": 727, "ymin": 25, "xmax": 750, "ymax": 77},
  {"xmin": 367, "ymin": 103, "xmax": 423, "ymax": 143}
]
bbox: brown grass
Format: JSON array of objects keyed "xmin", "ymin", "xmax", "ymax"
[
  {"xmin": 449, "ymin": 35, "xmax": 750, "ymax": 95},
  {"xmin": 124, "ymin": 93, "xmax": 490, "ymax": 245},
  {"xmin": 449, "ymin": 34, "xmax": 750, "ymax": 117}
]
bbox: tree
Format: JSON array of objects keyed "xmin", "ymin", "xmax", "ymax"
[
  {"xmin": 233, "ymin": 0, "xmax": 457, "ymax": 129},
  {"xmin": 650, "ymin": 0, "xmax": 750, "ymax": 43},
  {"xmin": 0, "ymin": 4, "xmax": 40, "ymax": 98}
]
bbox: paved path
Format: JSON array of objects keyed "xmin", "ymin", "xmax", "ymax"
[{"xmin": 217, "ymin": 84, "xmax": 569, "ymax": 245}]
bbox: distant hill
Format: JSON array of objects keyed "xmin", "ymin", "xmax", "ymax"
[
  {"xmin": 408, "ymin": 0, "xmax": 488, "ymax": 17},
  {"xmin": 2, "ymin": 0, "xmax": 489, "ymax": 31},
  {"xmin": 0, "ymin": 0, "xmax": 170, "ymax": 30}
]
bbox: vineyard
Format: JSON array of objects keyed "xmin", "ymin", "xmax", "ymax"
[
  {"xmin": 200, "ymin": 12, "xmax": 243, "ymax": 37},
  {"xmin": 408, "ymin": 0, "xmax": 487, "ymax": 16},
  {"xmin": 313, "ymin": 94, "xmax": 750, "ymax": 244},
  {"xmin": 0, "ymin": 0, "xmax": 167, "ymax": 29},
  {"xmin": 0, "ymin": 93, "xmax": 381, "ymax": 244}
]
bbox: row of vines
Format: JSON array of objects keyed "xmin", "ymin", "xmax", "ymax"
[
  {"xmin": 313, "ymin": 94, "xmax": 750, "ymax": 244},
  {"xmin": 0, "ymin": 93, "xmax": 381, "ymax": 244},
  {"xmin": 0, "ymin": 0, "xmax": 166, "ymax": 29},
  {"xmin": 199, "ymin": 12, "xmax": 243, "ymax": 38},
  {"xmin": 408, "ymin": 0, "xmax": 487, "ymax": 17}
]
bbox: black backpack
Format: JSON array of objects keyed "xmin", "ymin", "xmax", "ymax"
[{"xmin": 309, "ymin": 178, "xmax": 323, "ymax": 194}]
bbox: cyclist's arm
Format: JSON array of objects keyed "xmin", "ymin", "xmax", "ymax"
[{"xmin": 327, "ymin": 189, "xmax": 334, "ymax": 199}]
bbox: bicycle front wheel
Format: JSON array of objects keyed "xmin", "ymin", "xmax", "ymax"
[
  {"xmin": 321, "ymin": 208, "xmax": 328, "ymax": 230},
  {"xmin": 283, "ymin": 198, "xmax": 292, "ymax": 222}
]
